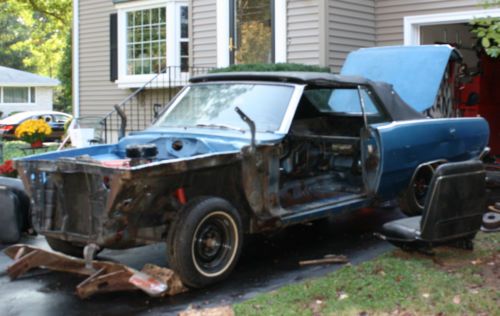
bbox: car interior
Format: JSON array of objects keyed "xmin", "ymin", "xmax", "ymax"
[{"xmin": 278, "ymin": 86, "xmax": 385, "ymax": 211}]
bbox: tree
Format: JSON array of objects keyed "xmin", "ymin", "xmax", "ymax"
[
  {"xmin": 0, "ymin": 0, "xmax": 73, "ymax": 112},
  {"xmin": 471, "ymin": 0, "xmax": 500, "ymax": 58},
  {"xmin": 54, "ymin": 31, "xmax": 72, "ymax": 112},
  {"xmin": 0, "ymin": 0, "xmax": 72, "ymax": 77},
  {"xmin": 0, "ymin": 3, "xmax": 32, "ymax": 71}
]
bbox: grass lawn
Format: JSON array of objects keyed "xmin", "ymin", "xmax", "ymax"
[
  {"xmin": 235, "ymin": 232, "xmax": 499, "ymax": 316},
  {"xmin": 1, "ymin": 140, "xmax": 58, "ymax": 163}
]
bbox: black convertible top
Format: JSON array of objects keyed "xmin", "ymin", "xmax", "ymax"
[
  {"xmin": 191, "ymin": 72, "xmax": 425, "ymax": 121},
  {"xmin": 370, "ymin": 81, "xmax": 424, "ymax": 121}
]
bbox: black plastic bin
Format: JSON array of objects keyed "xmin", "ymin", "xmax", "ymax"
[{"xmin": 0, "ymin": 177, "xmax": 30, "ymax": 243}]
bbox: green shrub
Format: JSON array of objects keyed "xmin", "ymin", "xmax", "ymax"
[
  {"xmin": 470, "ymin": 0, "xmax": 500, "ymax": 58},
  {"xmin": 209, "ymin": 63, "xmax": 331, "ymax": 73}
]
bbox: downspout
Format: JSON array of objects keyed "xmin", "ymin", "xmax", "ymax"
[
  {"xmin": 72, "ymin": 0, "xmax": 80, "ymax": 118},
  {"xmin": 318, "ymin": 0, "xmax": 328, "ymax": 68}
]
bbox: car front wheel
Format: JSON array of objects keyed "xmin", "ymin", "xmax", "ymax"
[{"xmin": 167, "ymin": 197, "xmax": 243, "ymax": 288}]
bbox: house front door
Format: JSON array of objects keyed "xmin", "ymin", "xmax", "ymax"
[{"xmin": 229, "ymin": 0, "xmax": 274, "ymax": 65}]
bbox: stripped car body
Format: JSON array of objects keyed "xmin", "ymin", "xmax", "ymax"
[{"xmin": 15, "ymin": 68, "xmax": 489, "ymax": 287}]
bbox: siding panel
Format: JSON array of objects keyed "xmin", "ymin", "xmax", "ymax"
[
  {"xmin": 191, "ymin": 0, "xmax": 217, "ymax": 68},
  {"xmin": 376, "ymin": 0, "xmax": 481, "ymax": 46},
  {"xmin": 287, "ymin": 0, "xmax": 320, "ymax": 65},
  {"xmin": 328, "ymin": 0, "xmax": 376, "ymax": 72},
  {"xmin": 79, "ymin": 0, "xmax": 129, "ymax": 117}
]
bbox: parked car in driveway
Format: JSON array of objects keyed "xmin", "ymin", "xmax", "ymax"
[
  {"xmin": 15, "ymin": 71, "xmax": 489, "ymax": 289},
  {"xmin": 0, "ymin": 111, "xmax": 72, "ymax": 141}
]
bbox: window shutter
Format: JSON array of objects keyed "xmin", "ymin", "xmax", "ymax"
[{"xmin": 110, "ymin": 13, "xmax": 118, "ymax": 81}]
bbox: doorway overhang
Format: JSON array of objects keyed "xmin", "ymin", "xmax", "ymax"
[{"xmin": 404, "ymin": 8, "xmax": 500, "ymax": 46}]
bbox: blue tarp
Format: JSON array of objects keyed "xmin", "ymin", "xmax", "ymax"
[{"xmin": 341, "ymin": 45, "xmax": 460, "ymax": 113}]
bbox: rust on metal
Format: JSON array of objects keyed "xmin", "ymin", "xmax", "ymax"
[{"xmin": 4, "ymin": 244, "xmax": 187, "ymax": 299}]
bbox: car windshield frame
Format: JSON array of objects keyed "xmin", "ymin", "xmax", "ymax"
[{"xmin": 153, "ymin": 81, "xmax": 304, "ymax": 135}]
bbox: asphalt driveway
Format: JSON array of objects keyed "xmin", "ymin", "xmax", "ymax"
[{"xmin": 0, "ymin": 207, "xmax": 403, "ymax": 316}]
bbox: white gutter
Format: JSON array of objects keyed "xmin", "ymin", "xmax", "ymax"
[{"xmin": 72, "ymin": 0, "xmax": 80, "ymax": 118}]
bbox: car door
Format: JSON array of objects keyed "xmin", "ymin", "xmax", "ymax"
[{"xmin": 358, "ymin": 86, "xmax": 386, "ymax": 196}]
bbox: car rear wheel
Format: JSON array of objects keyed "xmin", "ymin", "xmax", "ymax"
[
  {"xmin": 167, "ymin": 197, "xmax": 243, "ymax": 288},
  {"xmin": 399, "ymin": 164, "xmax": 435, "ymax": 216}
]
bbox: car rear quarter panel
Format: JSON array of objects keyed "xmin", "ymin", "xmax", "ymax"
[{"xmin": 374, "ymin": 117, "xmax": 489, "ymax": 199}]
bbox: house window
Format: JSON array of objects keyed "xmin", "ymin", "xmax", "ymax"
[
  {"xmin": 126, "ymin": 7, "xmax": 167, "ymax": 75},
  {"xmin": 1, "ymin": 87, "xmax": 35, "ymax": 104},
  {"xmin": 230, "ymin": 0, "xmax": 274, "ymax": 64},
  {"xmin": 180, "ymin": 6, "xmax": 189, "ymax": 72},
  {"xmin": 217, "ymin": 0, "xmax": 286, "ymax": 67},
  {"xmin": 116, "ymin": 0, "xmax": 189, "ymax": 88},
  {"xmin": 30, "ymin": 87, "xmax": 35, "ymax": 103}
]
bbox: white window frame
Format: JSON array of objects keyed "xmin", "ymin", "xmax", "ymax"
[
  {"xmin": 216, "ymin": 0, "xmax": 287, "ymax": 67},
  {"xmin": 115, "ymin": 0, "xmax": 189, "ymax": 89},
  {"xmin": 0, "ymin": 86, "xmax": 36, "ymax": 105},
  {"xmin": 404, "ymin": 8, "xmax": 500, "ymax": 45}
]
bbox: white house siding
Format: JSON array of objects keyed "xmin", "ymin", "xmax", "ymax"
[
  {"xmin": 0, "ymin": 87, "xmax": 53, "ymax": 117},
  {"xmin": 35, "ymin": 87, "xmax": 54, "ymax": 110},
  {"xmin": 79, "ymin": 0, "xmax": 129, "ymax": 118},
  {"xmin": 287, "ymin": 0, "xmax": 321, "ymax": 65},
  {"xmin": 376, "ymin": 0, "xmax": 481, "ymax": 46},
  {"xmin": 328, "ymin": 0, "xmax": 376, "ymax": 73},
  {"xmin": 190, "ymin": 0, "xmax": 218, "ymax": 68}
]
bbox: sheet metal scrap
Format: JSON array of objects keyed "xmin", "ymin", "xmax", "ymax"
[{"xmin": 4, "ymin": 244, "xmax": 188, "ymax": 299}]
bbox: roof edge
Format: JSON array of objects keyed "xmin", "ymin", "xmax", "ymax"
[{"xmin": 0, "ymin": 82, "xmax": 60, "ymax": 87}]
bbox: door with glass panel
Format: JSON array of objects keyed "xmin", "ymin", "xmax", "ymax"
[{"xmin": 229, "ymin": 0, "xmax": 274, "ymax": 64}]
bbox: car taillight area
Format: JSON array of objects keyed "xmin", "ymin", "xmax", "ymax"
[{"xmin": 0, "ymin": 125, "xmax": 15, "ymax": 132}]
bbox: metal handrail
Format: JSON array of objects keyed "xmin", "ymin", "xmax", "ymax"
[
  {"xmin": 101, "ymin": 68, "xmax": 167, "ymax": 121},
  {"xmin": 99, "ymin": 66, "xmax": 212, "ymax": 143}
]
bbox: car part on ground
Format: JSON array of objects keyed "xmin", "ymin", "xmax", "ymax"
[
  {"xmin": 376, "ymin": 160, "xmax": 486, "ymax": 251},
  {"xmin": 298, "ymin": 254, "xmax": 348, "ymax": 267},
  {"xmin": 0, "ymin": 177, "xmax": 30, "ymax": 243},
  {"xmin": 481, "ymin": 212, "xmax": 500, "ymax": 232},
  {"xmin": 3, "ymin": 244, "xmax": 187, "ymax": 299},
  {"xmin": 488, "ymin": 203, "xmax": 500, "ymax": 214},
  {"xmin": 45, "ymin": 236, "xmax": 88, "ymax": 258}
]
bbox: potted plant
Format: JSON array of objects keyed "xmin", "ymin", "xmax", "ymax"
[
  {"xmin": 14, "ymin": 119, "xmax": 52, "ymax": 148},
  {"xmin": 0, "ymin": 160, "xmax": 18, "ymax": 178}
]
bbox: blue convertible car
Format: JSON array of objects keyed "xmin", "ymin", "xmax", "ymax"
[{"xmin": 16, "ymin": 68, "xmax": 489, "ymax": 288}]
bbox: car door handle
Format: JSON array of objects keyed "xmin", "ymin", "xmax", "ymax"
[{"xmin": 449, "ymin": 128, "xmax": 456, "ymax": 138}]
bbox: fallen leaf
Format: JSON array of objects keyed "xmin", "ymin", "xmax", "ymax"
[
  {"xmin": 422, "ymin": 293, "xmax": 430, "ymax": 299},
  {"xmin": 453, "ymin": 295, "xmax": 461, "ymax": 304},
  {"xmin": 339, "ymin": 292, "xmax": 349, "ymax": 300}
]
